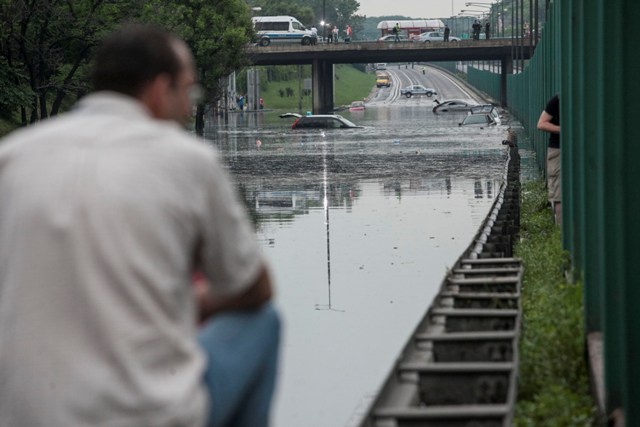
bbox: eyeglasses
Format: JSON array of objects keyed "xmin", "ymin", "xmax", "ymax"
[{"xmin": 188, "ymin": 84, "xmax": 204, "ymax": 104}]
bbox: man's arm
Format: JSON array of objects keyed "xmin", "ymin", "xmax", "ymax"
[
  {"xmin": 195, "ymin": 265, "xmax": 273, "ymax": 322},
  {"xmin": 537, "ymin": 110, "xmax": 560, "ymax": 134}
]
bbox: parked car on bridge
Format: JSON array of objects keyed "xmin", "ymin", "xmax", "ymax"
[
  {"xmin": 418, "ymin": 31, "xmax": 461, "ymax": 43},
  {"xmin": 280, "ymin": 113, "xmax": 362, "ymax": 129},
  {"xmin": 432, "ymin": 98, "xmax": 479, "ymax": 113},
  {"xmin": 377, "ymin": 34, "xmax": 410, "ymax": 43},
  {"xmin": 252, "ymin": 16, "xmax": 317, "ymax": 47},
  {"xmin": 400, "ymin": 85, "xmax": 437, "ymax": 98}
]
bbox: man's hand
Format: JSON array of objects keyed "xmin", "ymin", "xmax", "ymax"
[{"xmin": 194, "ymin": 266, "xmax": 273, "ymax": 323}]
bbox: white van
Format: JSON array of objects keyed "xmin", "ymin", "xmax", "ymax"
[{"xmin": 252, "ymin": 16, "xmax": 317, "ymax": 47}]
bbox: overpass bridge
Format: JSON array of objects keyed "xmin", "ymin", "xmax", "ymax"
[{"xmin": 246, "ymin": 40, "xmax": 533, "ymax": 113}]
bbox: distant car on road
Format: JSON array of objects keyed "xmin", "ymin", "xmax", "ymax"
[
  {"xmin": 401, "ymin": 85, "xmax": 437, "ymax": 98},
  {"xmin": 376, "ymin": 73, "xmax": 391, "ymax": 88},
  {"xmin": 418, "ymin": 31, "xmax": 461, "ymax": 43},
  {"xmin": 377, "ymin": 34, "xmax": 410, "ymax": 43},
  {"xmin": 280, "ymin": 113, "xmax": 361, "ymax": 129},
  {"xmin": 432, "ymin": 99, "xmax": 479, "ymax": 113}
]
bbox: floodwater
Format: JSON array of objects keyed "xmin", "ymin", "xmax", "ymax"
[{"xmin": 204, "ymin": 79, "xmax": 512, "ymax": 427}]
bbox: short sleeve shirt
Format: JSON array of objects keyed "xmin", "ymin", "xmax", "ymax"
[
  {"xmin": 0, "ymin": 92, "xmax": 263, "ymax": 426},
  {"xmin": 545, "ymin": 95, "xmax": 560, "ymax": 148}
]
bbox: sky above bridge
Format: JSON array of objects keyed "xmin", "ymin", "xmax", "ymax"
[{"xmin": 359, "ymin": 0, "xmax": 474, "ymax": 19}]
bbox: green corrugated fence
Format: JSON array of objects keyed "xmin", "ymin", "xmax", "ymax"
[{"xmin": 460, "ymin": 1, "xmax": 640, "ymax": 423}]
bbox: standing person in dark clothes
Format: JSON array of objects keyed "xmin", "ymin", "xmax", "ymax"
[
  {"xmin": 537, "ymin": 94, "xmax": 561, "ymax": 225},
  {"xmin": 485, "ymin": 21, "xmax": 491, "ymax": 40},
  {"xmin": 444, "ymin": 25, "xmax": 450, "ymax": 42}
]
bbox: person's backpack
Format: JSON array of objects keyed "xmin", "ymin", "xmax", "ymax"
[{"xmin": 392, "ymin": 26, "xmax": 398, "ymax": 35}]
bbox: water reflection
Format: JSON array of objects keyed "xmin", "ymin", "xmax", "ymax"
[{"xmin": 204, "ymin": 107, "xmax": 508, "ymax": 427}]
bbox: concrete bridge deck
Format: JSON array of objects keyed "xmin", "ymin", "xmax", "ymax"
[{"xmin": 246, "ymin": 40, "xmax": 533, "ymax": 114}]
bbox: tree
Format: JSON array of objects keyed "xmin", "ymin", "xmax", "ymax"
[
  {"xmin": 0, "ymin": 0, "xmax": 141, "ymax": 123},
  {"xmin": 142, "ymin": 0, "xmax": 254, "ymax": 134}
]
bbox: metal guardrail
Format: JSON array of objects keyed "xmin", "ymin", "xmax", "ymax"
[{"xmin": 359, "ymin": 145, "xmax": 522, "ymax": 427}]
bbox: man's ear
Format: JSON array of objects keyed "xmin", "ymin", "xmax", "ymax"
[{"xmin": 140, "ymin": 74, "xmax": 172, "ymax": 119}]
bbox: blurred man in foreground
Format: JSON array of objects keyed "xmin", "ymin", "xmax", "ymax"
[{"xmin": 0, "ymin": 24, "xmax": 280, "ymax": 427}]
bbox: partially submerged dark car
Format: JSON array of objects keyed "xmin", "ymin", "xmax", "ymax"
[
  {"xmin": 432, "ymin": 99, "xmax": 479, "ymax": 113},
  {"xmin": 280, "ymin": 113, "xmax": 361, "ymax": 129}
]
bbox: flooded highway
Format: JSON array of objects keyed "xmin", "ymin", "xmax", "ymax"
[{"xmin": 203, "ymin": 67, "xmax": 513, "ymax": 427}]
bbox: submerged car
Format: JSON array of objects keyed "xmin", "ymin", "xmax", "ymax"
[
  {"xmin": 469, "ymin": 104, "xmax": 502, "ymax": 125},
  {"xmin": 348, "ymin": 101, "xmax": 366, "ymax": 111},
  {"xmin": 401, "ymin": 85, "xmax": 437, "ymax": 98},
  {"xmin": 458, "ymin": 113, "xmax": 499, "ymax": 127},
  {"xmin": 280, "ymin": 113, "xmax": 361, "ymax": 129},
  {"xmin": 432, "ymin": 98, "xmax": 479, "ymax": 113}
]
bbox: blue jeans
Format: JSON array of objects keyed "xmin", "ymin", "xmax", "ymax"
[{"xmin": 197, "ymin": 303, "xmax": 280, "ymax": 427}]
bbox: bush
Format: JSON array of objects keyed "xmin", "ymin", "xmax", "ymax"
[{"xmin": 514, "ymin": 179, "xmax": 599, "ymax": 426}]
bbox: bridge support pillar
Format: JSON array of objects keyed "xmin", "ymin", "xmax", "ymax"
[
  {"xmin": 500, "ymin": 56, "xmax": 513, "ymax": 108},
  {"xmin": 312, "ymin": 59, "xmax": 334, "ymax": 114}
]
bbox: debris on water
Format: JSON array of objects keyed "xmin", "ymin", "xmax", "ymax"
[
  {"xmin": 393, "ymin": 139, "xmax": 400, "ymax": 144},
  {"xmin": 255, "ymin": 139, "xmax": 262, "ymax": 147}
]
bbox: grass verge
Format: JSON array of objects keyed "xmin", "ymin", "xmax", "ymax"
[
  {"xmin": 514, "ymin": 179, "xmax": 599, "ymax": 426},
  {"xmin": 258, "ymin": 64, "xmax": 375, "ymax": 111}
]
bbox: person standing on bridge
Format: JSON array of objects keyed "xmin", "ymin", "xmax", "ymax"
[
  {"xmin": 345, "ymin": 24, "xmax": 352, "ymax": 43},
  {"xmin": 393, "ymin": 23, "xmax": 401, "ymax": 42},
  {"xmin": 537, "ymin": 94, "xmax": 561, "ymax": 225},
  {"xmin": 444, "ymin": 25, "xmax": 450, "ymax": 42},
  {"xmin": 485, "ymin": 21, "xmax": 491, "ymax": 40},
  {"xmin": 332, "ymin": 26, "xmax": 339, "ymax": 43},
  {"xmin": 472, "ymin": 20, "xmax": 481, "ymax": 40},
  {"xmin": 0, "ymin": 24, "xmax": 280, "ymax": 427}
]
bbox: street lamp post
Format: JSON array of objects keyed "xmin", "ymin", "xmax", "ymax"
[{"xmin": 322, "ymin": 0, "xmax": 326, "ymax": 42}]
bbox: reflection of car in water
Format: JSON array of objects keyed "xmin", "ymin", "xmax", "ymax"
[
  {"xmin": 432, "ymin": 99, "xmax": 479, "ymax": 113},
  {"xmin": 280, "ymin": 113, "xmax": 361, "ymax": 129},
  {"xmin": 400, "ymin": 85, "xmax": 437, "ymax": 98}
]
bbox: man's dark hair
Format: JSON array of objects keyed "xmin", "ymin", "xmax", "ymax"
[{"xmin": 91, "ymin": 24, "xmax": 183, "ymax": 97}]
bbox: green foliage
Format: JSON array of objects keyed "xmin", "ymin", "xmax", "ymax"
[
  {"xmin": 0, "ymin": 57, "xmax": 33, "ymax": 120},
  {"xmin": 334, "ymin": 64, "xmax": 375, "ymax": 106},
  {"xmin": 0, "ymin": 0, "xmax": 142, "ymax": 121},
  {"xmin": 514, "ymin": 179, "xmax": 599, "ymax": 426},
  {"xmin": 141, "ymin": 0, "xmax": 253, "ymax": 100}
]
